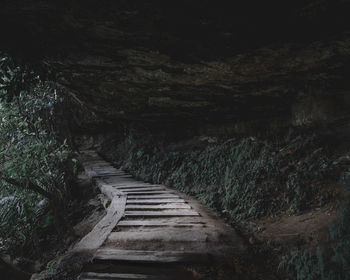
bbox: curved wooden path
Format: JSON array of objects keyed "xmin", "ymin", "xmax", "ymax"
[{"xmin": 75, "ymin": 150, "xmax": 245, "ymax": 280}]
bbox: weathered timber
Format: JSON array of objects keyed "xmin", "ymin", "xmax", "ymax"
[
  {"xmin": 112, "ymin": 184, "xmax": 155, "ymax": 188},
  {"xmin": 124, "ymin": 210, "xmax": 199, "ymax": 217},
  {"xmin": 125, "ymin": 204, "xmax": 191, "ymax": 210},
  {"xmin": 119, "ymin": 187, "xmax": 167, "ymax": 192},
  {"xmin": 107, "ymin": 230, "xmax": 207, "ymax": 242},
  {"xmin": 78, "ymin": 272, "xmax": 170, "ymax": 279},
  {"xmin": 117, "ymin": 220, "xmax": 205, "ymax": 227},
  {"xmin": 123, "ymin": 191, "xmax": 173, "ymax": 195},
  {"xmin": 74, "ymin": 182, "xmax": 127, "ymax": 250},
  {"xmin": 126, "ymin": 199, "xmax": 185, "ymax": 204},
  {"xmin": 94, "ymin": 249, "xmax": 211, "ymax": 264},
  {"xmin": 126, "ymin": 195, "xmax": 180, "ymax": 199}
]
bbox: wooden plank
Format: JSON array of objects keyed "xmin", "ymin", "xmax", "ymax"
[
  {"xmin": 92, "ymin": 173, "xmax": 127, "ymax": 178},
  {"xmin": 98, "ymin": 184, "xmax": 121, "ymax": 200},
  {"xmin": 105, "ymin": 178, "xmax": 136, "ymax": 183},
  {"xmin": 117, "ymin": 220, "xmax": 204, "ymax": 227},
  {"xmin": 118, "ymin": 187, "xmax": 168, "ymax": 192},
  {"xmin": 124, "ymin": 210, "xmax": 199, "ymax": 217},
  {"xmin": 103, "ymin": 173, "xmax": 127, "ymax": 176},
  {"xmin": 126, "ymin": 195, "xmax": 179, "ymax": 199},
  {"xmin": 91, "ymin": 165, "xmax": 116, "ymax": 168},
  {"xmin": 92, "ymin": 169, "xmax": 123, "ymax": 173},
  {"xmin": 107, "ymin": 230, "xmax": 207, "ymax": 242},
  {"xmin": 113, "ymin": 175, "xmax": 133, "ymax": 178},
  {"xmin": 73, "ymin": 184, "xmax": 127, "ymax": 250},
  {"xmin": 126, "ymin": 199, "xmax": 185, "ymax": 204},
  {"xmin": 79, "ymin": 272, "xmax": 162, "ymax": 279},
  {"xmin": 92, "ymin": 168, "xmax": 117, "ymax": 171},
  {"xmin": 125, "ymin": 204, "xmax": 191, "ymax": 210},
  {"xmin": 94, "ymin": 249, "xmax": 211, "ymax": 264},
  {"xmin": 112, "ymin": 183, "xmax": 152, "ymax": 188},
  {"xmin": 92, "ymin": 169, "xmax": 121, "ymax": 173},
  {"xmin": 123, "ymin": 191, "xmax": 173, "ymax": 195},
  {"xmin": 101, "ymin": 174, "xmax": 130, "ymax": 178},
  {"xmin": 116, "ymin": 184, "xmax": 162, "ymax": 188},
  {"xmin": 117, "ymin": 187, "xmax": 166, "ymax": 191}
]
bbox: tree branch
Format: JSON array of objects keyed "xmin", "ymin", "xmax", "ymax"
[{"xmin": 0, "ymin": 172, "xmax": 54, "ymax": 200}]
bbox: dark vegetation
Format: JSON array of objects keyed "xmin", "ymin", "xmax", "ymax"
[
  {"xmin": 0, "ymin": 54, "xmax": 90, "ymax": 276},
  {"xmin": 276, "ymin": 168, "xmax": 350, "ymax": 280},
  {"xmin": 100, "ymin": 127, "xmax": 343, "ymax": 221},
  {"xmin": 99, "ymin": 126, "xmax": 350, "ymax": 279},
  {"xmin": 279, "ymin": 204, "xmax": 350, "ymax": 280}
]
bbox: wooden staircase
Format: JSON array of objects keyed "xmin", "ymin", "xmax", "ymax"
[{"xmin": 75, "ymin": 151, "xmax": 245, "ymax": 280}]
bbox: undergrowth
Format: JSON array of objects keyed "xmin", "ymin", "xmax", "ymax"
[
  {"xmin": 0, "ymin": 186, "xmax": 42, "ymax": 254},
  {"xmin": 279, "ymin": 170, "xmax": 350, "ymax": 280},
  {"xmin": 100, "ymin": 128, "xmax": 340, "ymax": 222},
  {"xmin": 0, "ymin": 54, "xmax": 77, "ymax": 266},
  {"xmin": 99, "ymin": 127, "xmax": 349, "ymax": 278}
]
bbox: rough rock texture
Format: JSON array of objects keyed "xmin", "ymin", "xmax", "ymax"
[{"xmin": 1, "ymin": 0, "xmax": 350, "ymax": 133}]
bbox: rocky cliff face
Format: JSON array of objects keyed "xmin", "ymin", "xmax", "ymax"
[{"xmin": 1, "ymin": 0, "xmax": 350, "ymax": 135}]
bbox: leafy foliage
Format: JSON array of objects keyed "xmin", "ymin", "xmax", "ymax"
[
  {"xmin": 0, "ymin": 53, "xmax": 53, "ymax": 102},
  {"xmin": 0, "ymin": 72, "xmax": 74, "ymax": 200},
  {"xmin": 0, "ymin": 53, "xmax": 76, "ymax": 255},
  {"xmin": 0, "ymin": 185, "xmax": 41, "ymax": 254}
]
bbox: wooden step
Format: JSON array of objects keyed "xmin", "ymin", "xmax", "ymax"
[
  {"xmin": 124, "ymin": 210, "xmax": 199, "ymax": 217},
  {"xmin": 91, "ymin": 167, "xmax": 114, "ymax": 170},
  {"xmin": 107, "ymin": 230, "xmax": 207, "ymax": 242},
  {"xmin": 93, "ymin": 169, "xmax": 123, "ymax": 173},
  {"xmin": 119, "ymin": 187, "xmax": 166, "ymax": 192},
  {"xmin": 126, "ymin": 199, "xmax": 185, "ymax": 204},
  {"xmin": 103, "ymin": 180, "xmax": 137, "ymax": 185},
  {"xmin": 125, "ymin": 204, "xmax": 191, "ymax": 210},
  {"xmin": 92, "ymin": 168, "xmax": 116, "ymax": 171},
  {"xmin": 94, "ymin": 173, "xmax": 124, "ymax": 177},
  {"xmin": 112, "ymin": 183, "xmax": 153, "ymax": 188},
  {"xmin": 116, "ymin": 185, "xmax": 162, "ymax": 190},
  {"xmin": 103, "ymin": 175, "xmax": 133, "ymax": 179},
  {"xmin": 126, "ymin": 195, "xmax": 179, "ymax": 199},
  {"xmin": 94, "ymin": 249, "xmax": 211, "ymax": 264},
  {"xmin": 117, "ymin": 220, "xmax": 205, "ymax": 227},
  {"xmin": 123, "ymin": 191, "xmax": 173, "ymax": 195},
  {"xmin": 79, "ymin": 272, "xmax": 166, "ymax": 279}
]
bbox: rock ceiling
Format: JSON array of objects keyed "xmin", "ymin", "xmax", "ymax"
[{"xmin": 1, "ymin": 0, "xmax": 350, "ymax": 130}]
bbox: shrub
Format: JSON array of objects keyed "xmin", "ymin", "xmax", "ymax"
[{"xmin": 0, "ymin": 54, "xmax": 76, "ymax": 255}]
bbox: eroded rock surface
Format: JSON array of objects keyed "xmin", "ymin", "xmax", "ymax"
[{"xmin": 1, "ymin": 1, "xmax": 350, "ymax": 132}]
